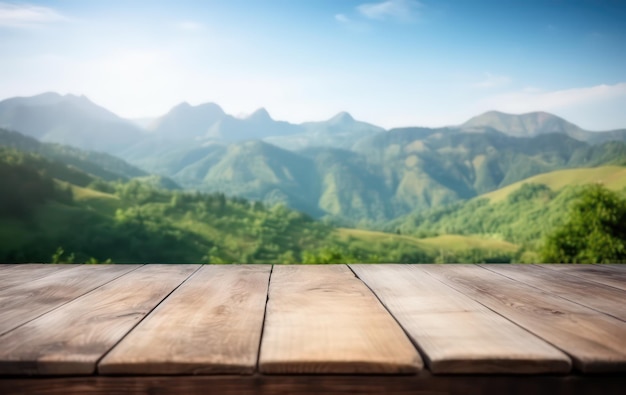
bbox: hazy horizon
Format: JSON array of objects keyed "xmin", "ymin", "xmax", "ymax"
[{"xmin": 1, "ymin": 0, "xmax": 625, "ymax": 130}]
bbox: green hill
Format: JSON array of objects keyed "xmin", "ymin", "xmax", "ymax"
[
  {"xmin": 396, "ymin": 167, "xmax": 626, "ymax": 259},
  {"xmin": 336, "ymin": 228, "xmax": 518, "ymax": 263},
  {"xmin": 482, "ymin": 166, "xmax": 626, "ymax": 202},
  {"xmin": 0, "ymin": 128, "xmax": 147, "ymax": 182},
  {"xmin": 0, "ymin": 146, "xmax": 328, "ymax": 263}
]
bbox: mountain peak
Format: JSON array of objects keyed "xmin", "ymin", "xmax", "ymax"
[
  {"xmin": 461, "ymin": 110, "xmax": 582, "ymax": 137},
  {"xmin": 173, "ymin": 101, "xmax": 192, "ymax": 111},
  {"xmin": 247, "ymin": 107, "xmax": 272, "ymax": 122},
  {"xmin": 169, "ymin": 101, "xmax": 224, "ymax": 115},
  {"xmin": 329, "ymin": 111, "xmax": 354, "ymax": 124},
  {"xmin": 33, "ymin": 91, "xmax": 63, "ymax": 100}
]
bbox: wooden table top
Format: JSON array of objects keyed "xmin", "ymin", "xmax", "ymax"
[{"xmin": 0, "ymin": 263, "xmax": 624, "ymax": 395}]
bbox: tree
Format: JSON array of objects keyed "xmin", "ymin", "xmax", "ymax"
[{"xmin": 541, "ymin": 184, "xmax": 626, "ymax": 263}]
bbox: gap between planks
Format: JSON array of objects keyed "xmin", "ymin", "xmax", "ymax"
[
  {"xmin": 350, "ymin": 264, "xmax": 571, "ymax": 374},
  {"xmin": 258, "ymin": 265, "xmax": 423, "ymax": 374},
  {"xmin": 539, "ymin": 264, "xmax": 626, "ymax": 292},
  {"xmin": 0, "ymin": 264, "xmax": 143, "ymax": 337},
  {"xmin": 98, "ymin": 265, "xmax": 271, "ymax": 375},
  {"xmin": 0, "ymin": 265, "xmax": 199, "ymax": 376},
  {"xmin": 420, "ymin": 264, "xmax": 626, "ymax": 373},
  {"xmin": 480, "ymin": 264, "xmax": 626, "ymax": 322}
]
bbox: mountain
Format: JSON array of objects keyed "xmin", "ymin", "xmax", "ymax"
[
  {"xmin": 139, "ymin": 124, "xmax": 626, "ymax": 223},
  {"xmin": 142, "ymin": 102, "xmax": 301, "ymax": 142},
  {"xmin": 461, "ymin": 111, "xmax": 626, "ymax": 143},
  {"xmin": 147, "ymin": 101, "xmax": 226, "ymax": 139},
  {"xmin": 0, "ymin": 128, "xmax": 147, "ymax": 182},
  {"xmin": 205, "ymin": 108, "xmax": 300, "ymax": 141},
  {"xmin": 171, "ymin": 140, "xmax": 324, "ymax": 216},
  {"xmin": 0, "ymin": 92, "xmax": 143, "ymax": 153},
  {"xmin": 461, "ymin": 111, "xmax": 585, "ymax": 137},
  {"xmin": 2, "ymin": 92, "xmax": 626, "ymax": 224},
  {"xmin": 264, "ymin": 111, "xmax": 384, "ymax": 150}
]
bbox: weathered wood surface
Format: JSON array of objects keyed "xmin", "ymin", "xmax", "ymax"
[
  {"xmin": 0, "ymin": 264, "xmax": 79, "ymax": 293},
  {"xmin": 99, "ymin": 265, "xmax": 271, "ymax": 375},
  {"xmin": 259, "ymin": 265, "xmax": 422, "ymax": 374},
  {"xmin": 482, "ymin": 264, "xmax": 626, "ymax": 321},
  {"xmin": 422, "ymin": 264, "xmax": 626, "ymax": 373},
  {"xmin": 0, "ymin": 263, "xmax": 625, "ymax": 395},
  {"xmin": 351, "ymin": 264, "xmax": 571, "ymax": 374},
  {"xmin": 0, "ymin": 264, "xmax": 138, "ymax": 335},
  {"xmin": 541, "ymin": 264, "xmax": 626, "ymax": 291},
  {"xmin": 0, "ymin": 265, "xmax": 197, "ymax": 375}
]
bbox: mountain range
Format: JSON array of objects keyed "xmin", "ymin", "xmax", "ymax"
[{"xmin": 1, "ymin": 92, "xmax": 625, "ymax": 223}]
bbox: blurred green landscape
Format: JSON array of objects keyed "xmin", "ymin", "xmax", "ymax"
[{"xmin": 1, "ymin": 97, "xmax": 625, "ymax": 264}]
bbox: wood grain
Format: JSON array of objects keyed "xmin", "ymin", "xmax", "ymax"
[
  {"xmin": 422, "ymin": 264, "xmax": 626, "ymax": 373},
  {"xmin": 0, "ymin": 264, "xmax": 198, "ymax": 375},
  {"xmin": 0, "ymin": 264, "xmax": 79, "ymax": 293},
  {"xmin": 351, "ymin": 264, "xmax": 571, "ymax": 374},
  {"xmin": 541, "ymin": 264, "xmax": 626, "ymax": 291},
  {"xmin": 0, "ymin": 264, "xmax": 138, "ymax": 335},
  {"xmin": 259, "ymin": 265, "xmax": 422, "ymax": 374},
  {"xmin": 99, "ymin": 265, "xmax": 271, "ymax": 375},
  {"xmin": 482, "ymin": 264, "xmax": 626, "ymax": 321}
]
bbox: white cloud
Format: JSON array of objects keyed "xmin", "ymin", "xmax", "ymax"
[
  {"xmin": 334, "ymin": 12, "xmax": 370, "ymax": 32},
  {"xmin": 480, "ymin": 82, "xmax": 626, "ymax": 113},
  {"xmin": 0, "ymin": 2, "xmax": 66, "ymax": 28},
  {"xmin": 334, "ymin": 14, "xmax": 350, "ymax": 24},
  {"xmin": 176, "ymin": 21, "xmax": 205, "ymax": 32},
  {"xmin": 357, "ymin": 0, "xmax": 421, "ymax": 21},
  {"xmin": 471, "ymin": 73, "xmax": 511, "ymax": 89},
  {"xmin": 466, "ymin": 81, "xmax": 626, "ymax": 130}
]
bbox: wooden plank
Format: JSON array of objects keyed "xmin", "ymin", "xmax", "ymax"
[
  {"xmin": 421, "ymin": 264, "xmax": 626, "ymax": 373},
  {"xmin": 0, "ymin": 264, "xmax": 80, "ymax": 293},
  {"xmin": 259, "ymin": 265, "xmax": 422, "ymax": 374},
  {"xmin": 1, "ymin": 373, "xmax": 626, "ymax": 395},
  {"xmin": 482, "ymin": 264, "xmax": 626, "ymax": 322},
  {"xmin": 541, "ymin": 264, "xmax": 626, "ymax": 291},
  {"xmin": 351, "ymin": 264, "xmax": 571, "ymax": 374},
  {"xmin": 0, "ymin": 264, "xmax": 198, "ymax": 376},
  {"xmin": 0, "ymin": 264, "xmax": 138, "ymax": 335},
  {"xmin": 99, "ymin": 265, "xmax": 271, "ymax": 375}
]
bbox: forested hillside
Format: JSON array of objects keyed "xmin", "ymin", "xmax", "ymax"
[
  {"xmin": 139, "ymin": 129, "xmax": 626, "ymax": 224},
  {"xmin": 394, "ymin": 167, "xmax": 626, "ymax": 262},
  {"xmin": 1, "ymin": 146, "xmax": 518, "ymax": 263}
]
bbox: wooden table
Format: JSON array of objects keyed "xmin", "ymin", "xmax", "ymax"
[{"xmin": 0, "ymin": 264, "xmax": 624, "ymax": 394}]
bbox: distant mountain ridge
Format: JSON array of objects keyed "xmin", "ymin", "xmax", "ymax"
[
  {"xmin": 0, "ymin": 127, "xmax": 180, "ymax": 190},
  {"xmin": 0, "ymin": 128, "xmax": 146, "ymax": 181},
  {"xmin": 2, "ymin": 92, "xmax": 626, "ymax": 224},
  {"xmin": 0, "ymin": 92, "xmax": 144, "ymax": 154},
  {"xmin": 461, "ymin": 110, "xmax": 626, "ymax": 144},
  {"xmin": 2, "ymin": 93, "xmax": 626, "ymax": 154}
]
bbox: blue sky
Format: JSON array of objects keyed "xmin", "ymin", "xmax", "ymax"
[{"xmin": 1, "ymin": 0, "xmax": 625, "ymax": 129}]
